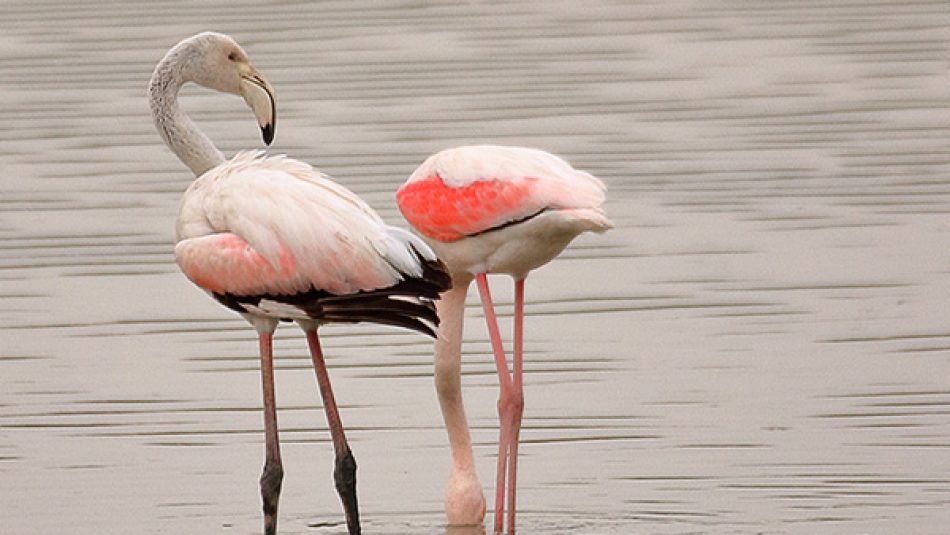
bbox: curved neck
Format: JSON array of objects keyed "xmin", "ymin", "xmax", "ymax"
[
  {"xmin": 433, "ymin": 281, "xmax": 477, "ymax": 473},
  {"xmin": 148, "ymin": 55, "xmax": 225, "ymax": 177}
]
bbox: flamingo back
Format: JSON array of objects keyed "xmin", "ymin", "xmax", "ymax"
[
  {"xmin": 175, "ymin": 152, "xmax": 450, "ymax": 334},
  {"xmin": 397, "ymin": 145, "xmax": 610, "ymax": 242}
]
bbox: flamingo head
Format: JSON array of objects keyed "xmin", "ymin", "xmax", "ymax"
[{"xmin": 173, "ymin": 32, "xmax": 276, "ymax": 145}]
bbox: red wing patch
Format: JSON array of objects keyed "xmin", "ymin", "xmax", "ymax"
[{"xmin": 396, "ymin": 175, "xmax": 540, "ymax": 242}]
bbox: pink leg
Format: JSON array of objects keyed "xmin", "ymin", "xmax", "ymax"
[
  {"xmin": 475, "ymin": 273, "xmax": 513, "ymax": 384},
  {"xmin": 305, "ymin": 330, "xmax": 361, "ymax": 535},
  {"xmin": 258, "ymin": 331, "xmax": 284, "ymax": 535},
  {"xmin": 475, "ymin": 273, "xmax": 516, "ymax": 534},
  {"xmin": 507, "ymin": 278, "xmax": 526, "ymax": 534}
]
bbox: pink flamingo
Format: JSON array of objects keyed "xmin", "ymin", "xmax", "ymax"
[
  {"xmin": 148, "ymin": 32, "xmax": 450, "ymax": 535},
  {"xmin": 396, "ymin": 145, "xmax": 612, "ymax": 533}
]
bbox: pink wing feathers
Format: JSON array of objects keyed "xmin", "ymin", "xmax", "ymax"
[
  {"xmin": 176, "ymin": 151, "xmax": 433, "ymax": 298},
  {"xmin": 396, "ymin": 175, "xmax": 543, "ymax": 242},
  {"xmin": 397, "ymin": 145, "xmax": 608, "ymax": 242},
  {"xmin": 175, "ymin": 232, "xmax": 305, "ymax": 295}
]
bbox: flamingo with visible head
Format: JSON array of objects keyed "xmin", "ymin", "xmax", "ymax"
[
  {"xmin": 148, "ymin": 32, "xmax": 450, "ymax": 535},
  {"xmin": 396, "ymin": 145, "xmax": 612, "ymax": 534}
]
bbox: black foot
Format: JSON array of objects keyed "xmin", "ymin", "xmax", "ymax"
[
  {"xmin": 333, "ymin": 448, "xmax": 360, "ymax": 535},
  {"xmin": 261, "ymin": 459, "xmax": 284, "ymax": 535}
]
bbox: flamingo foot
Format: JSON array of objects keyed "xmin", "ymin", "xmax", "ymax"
[
  {"xmin": 260, "ymin": 459, "xmax": 284, "ymax": 535},
  {"xmin": 333, "ymin": 447, "xmax": 360, "ymax": 534}
]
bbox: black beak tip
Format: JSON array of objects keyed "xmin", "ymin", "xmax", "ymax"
[{"xmin": 261, "ymin": 123, "xmax": 274, "ymax": 146}]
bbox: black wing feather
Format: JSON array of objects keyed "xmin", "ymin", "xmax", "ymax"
[{"xmin": 213, "ymin": 252, "xmax": 451, "ymax": 338}]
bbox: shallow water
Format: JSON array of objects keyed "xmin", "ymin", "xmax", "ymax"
[{"xmin": 2, "ymin": 1, "xmax": 950, "ymax": 533}]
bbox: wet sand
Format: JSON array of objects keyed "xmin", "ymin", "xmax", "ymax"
[{"xmin": 2, "ymin": 1, "xmax": 950, "ymax": 533}]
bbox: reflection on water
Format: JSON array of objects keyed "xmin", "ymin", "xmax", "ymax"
[{"xmin": 2, "ymin": 0, "xmax": 950, "ymax": 533}]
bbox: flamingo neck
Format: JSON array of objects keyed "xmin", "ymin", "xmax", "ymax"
[
  {"xmin": 434, "ymin": 281, "xmax": 477, "ymax": 474},
  {"xmin": 148, "ymin": 53, "xmax": 225, "ymax": 177},
  {"xmin": 434, "ymin": 280, "xmax": 488, "ymax": 523}
]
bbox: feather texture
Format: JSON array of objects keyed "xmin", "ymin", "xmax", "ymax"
[
  {"xmin": 397, "ymin": 145, "xmax": 609, "ymax": 242},
  {"xmin": 176, "ymin": 150, "xmax": 450, "ymax": 333}
]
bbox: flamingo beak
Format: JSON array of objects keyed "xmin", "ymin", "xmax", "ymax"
[{"xmin": 240, "ymin": 68, "xmax": 276, "ymax": 145}]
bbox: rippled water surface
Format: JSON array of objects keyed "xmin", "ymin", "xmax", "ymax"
[{"xmin": 3, "ymin": 1, "xmax": 950, "ymax": 533}]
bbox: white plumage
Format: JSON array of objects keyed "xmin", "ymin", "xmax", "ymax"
[
  {"xmin": 175, "ymin": 150, "xmax": 436, "ymax": 298},
  {"xmin": 398, "ymin": 145, "xmax": 612, "ymax": 279}
]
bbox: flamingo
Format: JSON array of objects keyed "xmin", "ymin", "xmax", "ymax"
[
  {"xmin": 396, "ymin": 145, "xmax": 613, "ymax": 533},
  {"xmin": 147, "ymin": 32, "xmax": 450, "ymax": 535}
]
